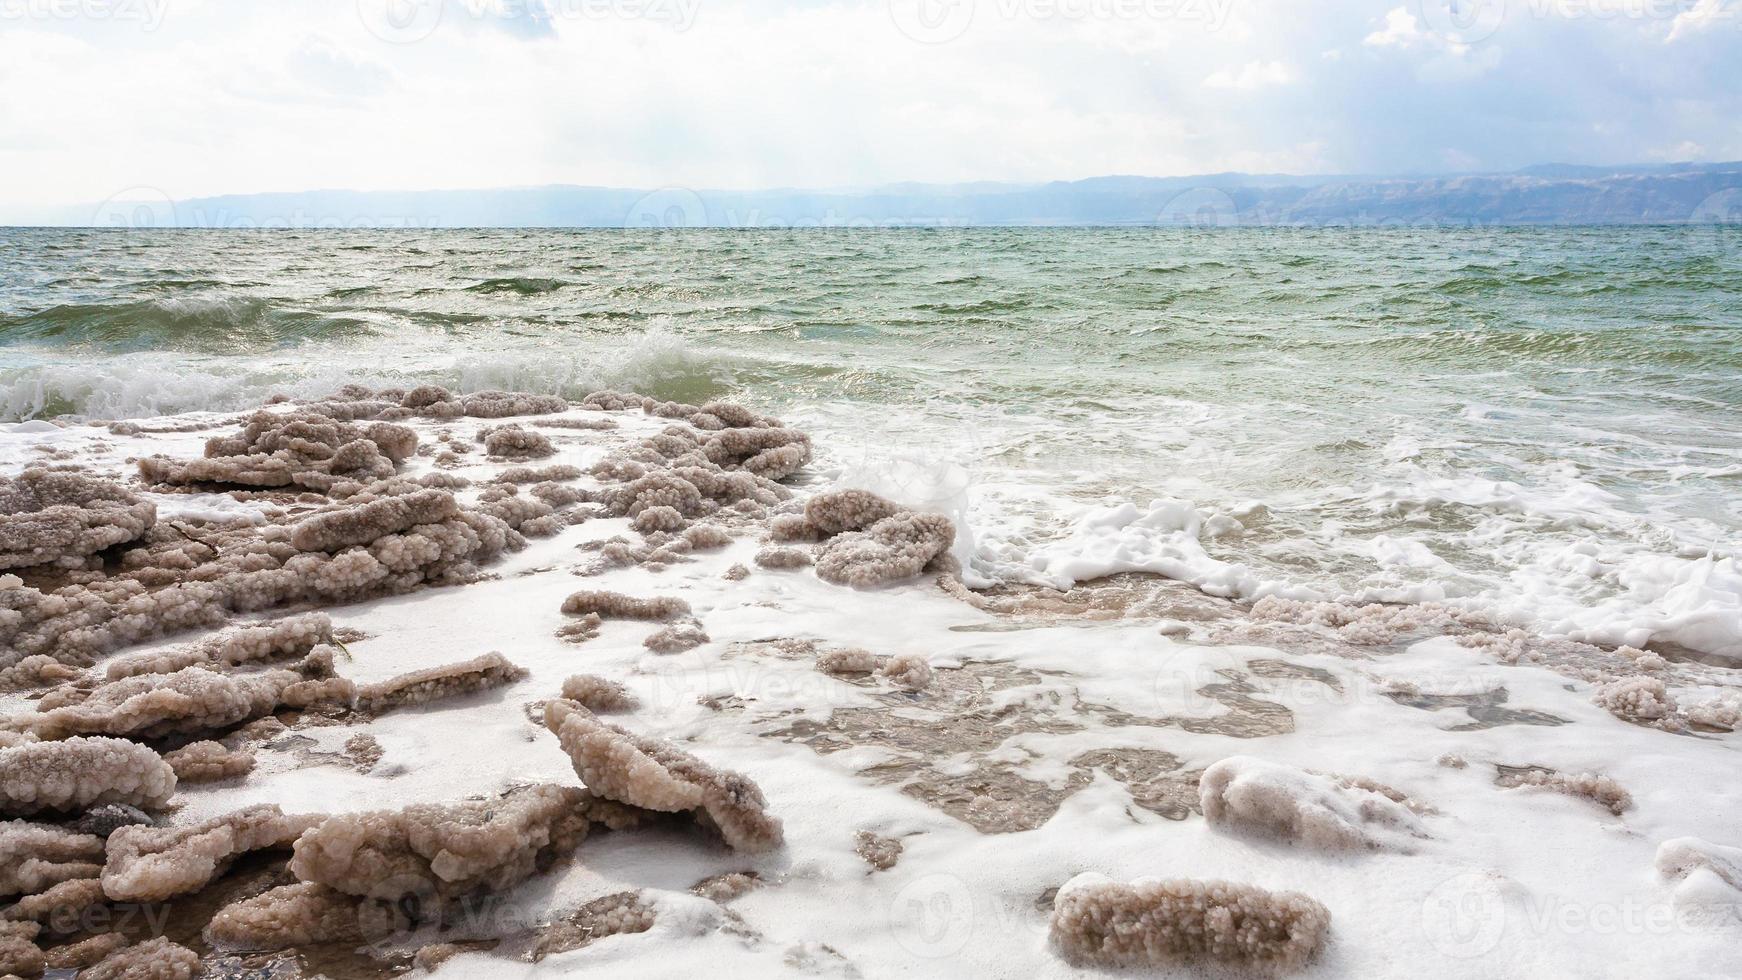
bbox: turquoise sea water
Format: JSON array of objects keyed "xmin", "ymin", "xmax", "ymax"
[{"xmin": 3, "ymin": 226, "xmax": 1739, "ymax": 652}]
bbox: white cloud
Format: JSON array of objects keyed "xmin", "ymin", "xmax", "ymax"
[
  {"xmin": 1202, "ymin": 59, "xmax": 1297, "ymax": 90},
  {"xmin": 1667, "ymin": 0, "xmax": 1731, "ymax": 41},
  {"xmin": 1364, "ymin": 6, "xmax": 1425, "ymax": 46},
  {"xmin": 0, "ymin": 0, "xmax": 1737, "ymax": 213}
]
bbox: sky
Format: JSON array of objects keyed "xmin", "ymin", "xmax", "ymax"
[{"xmin": 0, "ymin": 0, "xmax": 1739, "ymax": 210}]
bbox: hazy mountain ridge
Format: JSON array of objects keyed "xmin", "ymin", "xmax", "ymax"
[{"xmin": 19, "ymin": 162, "xmax": 1742, "ymax": 227}]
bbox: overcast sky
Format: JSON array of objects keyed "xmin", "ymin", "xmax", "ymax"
[{"xmin": 1, "ymin": 0, "xmax": 1738, "ymax": 209}]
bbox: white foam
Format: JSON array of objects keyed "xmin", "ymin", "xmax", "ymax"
[{"xmin": 1015, "ymin": 498, "xmax": 1317, "ymax": 601}]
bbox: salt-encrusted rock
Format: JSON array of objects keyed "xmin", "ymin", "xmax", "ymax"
[
  {"xmin": 481, "ymin": 424, "xmax": 555, "ymax": 459},
  {"xmin": 205, "ymin": 881, "xmax": 362, "ymax": 951},
  {"xmin": 354, "ymin": 651, "xmax": 528, "ymax": 715},
  {"xmin": 0, "ymin": 819, "xmax": 105, "ymax": 897},
  {"xmin": 544, "ymin": 699, "xmax": 783, "ymax": 853},
  {"xmin": 804, "ymin": 489, "xmax": 900, "ymax": 535},
  {"xmin": 137, "ymin": 409, "xmax": 416, "ymax": 492},
  {"xmin": 80, "ymin": 936, "xmax": 201, "ymax": 980},
  {"xmin": 2, "ymin": 486, "xmax": 521, "ymax": 675},
  {"xmin": 162, "ymin": 740, "xmax": 256, "ymax": 783},
  {"xmin": 643, "ymin": 621, "xmax": 709, "ymax": 654},
  {"xmin": 0, "ymin": 920, "xmax": 45, "ymax": 977},
  {"xmin": 41, "ymin": 931, "xmax": 129, "ymax": 970},
  {"xmin": 0, "ymin": 469, "xmax": 157, "ymax": 570},
  {"xmin": 754, "ymin": 546, "xmax": 812, "ymax": 570},
  {"xmin": 26, "ymin": 667, "xmax": 298, "ymax": 741},
  {"xmin": 102, "ymin": 804, "xmax": 323, "ymax": 902},
  {"xmin": 1049, "ymin": 873, "xmax": 1330, "ymax": 973},
  {"xmin": 1497, "ymin": 767, "xmax": 1631, "ymax": 815},
  {"xmin": 816, "ymin": 648, "xmax": 879, "ymax": 676},
  {"xmin": 1592, "ymin": 675, "xmax": 1679, "ymax": 729},
  {"xmin": 880, "ymin": 653, "xmax": 933, "ymax": 691},
  {"xmin": 106, "ymin": 612, "xmax": 332, "ymax": 680},
  {"xmin": 0, "ymin": 737, "xmax": 176, "ymax": 816},
  {"xmin": 290, "ymin": 488, "xmax": 459, "ymax": 553},
  {"xmin": 561, "ymin": 675, "xmax": 638, "ymax": 713},
  {"xmin": 1199, "ymin": 756, "xmax": 1427, "ymax": 851},
  {"xmin": 814, "ymin": 510, "xmax": 955, "ymax": 588},
  {"xmin": 631, "ymin": 505, "xmax": 685, "ymax": 534},
  {"xmin": 288, "ymin": 783, "xmax": 593, "ymax": 902},
  {"xmin": 4, "ymin": 875, "xmax": 106, "ymax": 923},
  {"xmin": 561, "ymin": 590, "xmax": 691, "ymax": 621}
]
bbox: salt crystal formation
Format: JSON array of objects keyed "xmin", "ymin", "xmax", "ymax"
[
  {"xmin": 0, "ymin": 920, "xmax": 44, "ymax": 977},
  {"xmin": 205, "ymin": 880, "xmax": 362, "ymax": 950},
  {"xmin": 1049, "ymin": 873, "xmax": 1330, "ymax": 973},
  {"xmin": 23, "ymin": 666, "xmax": 305, "ymax": 741},
  {"xmin": 107, "ymin": 612, "xmax": 332, "ymax": 680},
  {"xmin": 0, "ymin": 819, "xmax": 105, "ymax": 897},
  {"xmin": 561, "ymin": 675, "xmax": 639, "ymax": 713},
  {"xmin": 101, "ymin": 804, "xmax": 323, "ymax": 901},
  {"xmin": 6, "ymin": 875, "xmax": 105, "ymax": 923},
  {"xmin": 480, "ymin": 423, "xmax": 556, "ymax": 459},
  {"xmin": 562, "ymin": 590, "xmax": 691, "ymax": 621},
  {"xmin": 0, "ymin": 737, "xmax": 176, "ymax": 816},
  {"xmin": 815, "ymin": 648, "xmax": 879, "ymax": 676},
  {"xmin": 1495, "ymin": 766, "xmax": 1632, "ymax": 815},
  {"xmin": 543, "ymin": 699, "xmax": 783, "ymax": 853},
  {"xmin": 783, "ymin": 489, "xmax": 956, "ymax": 588},
  {"xmin": 354, "ymin": 651, "xmax": 528, "ymax": 715},
  {"xmin": 80, "ymin": 936, "xmax": 201, "ymax": 980},
  {"xmin": 287, "ymin": 783, "xmax": 594, "ymax": 902},
  {"xmin": 1591, "ymin": 676, "xmax": 1679, "ymax": 729},
  {"xmin": 754, "ymin": 546, "xmax": 812, "ymax": 569},
  {"xmin": 1199, "ymin": 756, "xmax": 1427, "ymax": 851},
  {"xmin": 1, "ymin": 477, "xmax": 522, "ymax": 676},
  {"xmin": 42, "ymin": 931, "xmax": 129, "ymax": 971},
  {"xmin": 880, "ymin": 653, "xmax": 933, "ymax": 691},
  {"xmin": 162, "ymin": 740, "xmax": 256, "ymax": 783},
  {"xmin": 0, "ymin": 468, "xmax": 157, "ymax": 570},
  {"xmin": 643, "ymin": 621, "xmax": 709, "ymax": 654},
  {"xmin": 137, "ymin": 410, "xmax": 416, "ymax": 492}
]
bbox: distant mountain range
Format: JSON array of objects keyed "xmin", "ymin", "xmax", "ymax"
[{"xmin": 20, "ymin": 161, "xmax": 1742, "ymax": 228}]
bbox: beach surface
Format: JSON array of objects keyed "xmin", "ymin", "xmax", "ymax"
[{"xmin": 3, "ymin": 386, "xmax": 1739, "ymax": 978}]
